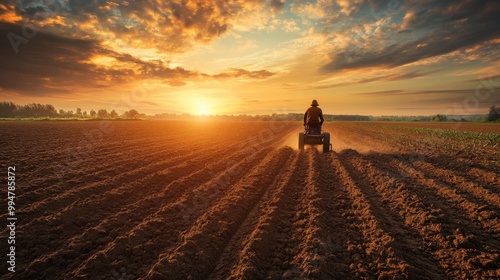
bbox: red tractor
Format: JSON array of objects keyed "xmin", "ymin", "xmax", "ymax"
[{"xmin": 298, "ymin": 125, "xmax": 331, "ymax": 153}]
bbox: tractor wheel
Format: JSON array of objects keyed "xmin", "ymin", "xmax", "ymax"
[
  {"xmin": 323, "ymin": 132, "xmax": 330, "ymax": 153},
  {"xmin": 298, "ymin": 132, "xmax": 305, "ymax": 150}
]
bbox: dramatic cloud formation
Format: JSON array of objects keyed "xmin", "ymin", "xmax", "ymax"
[
  {"xmin": 0, "ymin": 0, "xmax": 498, "ymax": 115},
  {"xmin": 0, "ymin": 21, "xmax": 199, "ymax": 94},
  {"xmin": 0, "ymin": 17, "xmax": 274, "ymax": 96},
  {"xmin": 6, "ymin": 0, "xmax": 271, "ymax": 53},
  {"xmin": 321, "ymin": 0, "xmax": 500, "ymax": 71}
]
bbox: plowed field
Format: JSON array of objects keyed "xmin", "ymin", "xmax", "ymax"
[{"xmin": 1, "ymin": 121, "xmax": 499, "ymax": 279}]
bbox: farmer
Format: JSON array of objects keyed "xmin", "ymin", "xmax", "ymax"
[{"xmin": 303, "ymin": 99, "xmax": 324, "ymax": 130}]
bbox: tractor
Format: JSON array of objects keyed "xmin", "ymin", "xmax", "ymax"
[{"xmin": 298, "ymin": 125, "xmax": 331, "ymax": 153}]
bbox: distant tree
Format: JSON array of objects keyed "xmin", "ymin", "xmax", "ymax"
[
  {"xmin": 45, "ymin": 104, "xmax": 57, "ymax": 117},
  {"xmin": 59, "ymin": 109, "xmax": 66, "ymax": 117},
  {"xmin": 123, "ymin": 109, "xmax": 140, "ymax": 119},
  {"xmin": 432, "ymin": 114, "xmax": 447, "ymax": 122},
  {"xmin": 97, "ymin": 109, "xmax": 109, "ymax": 118},
  {"xmin": 0, "ymin": 101, "xmax": 18, "ymax": 118},
  {"xmin": 487, "ymin": 105, "xmax": 500, "ymax": 122},
  {"xmin": 90, "ymin": 109, "xmax": 96, "ymax": 118},
  {"xmin": 0, "ymin": 102, "xmax": 57, "ymax": 118},
  {"xmin": 76, "ymin": 108, "xmax": 82, "ymax": 118},
  {"xmin": 83, "ymin": 111, "xmax": 88, "ymax": 118},
  {"xmin": 110, "ymin": 109, "xmax": 118, "ymax": 118},
  {"xmin": 12, "ymin": 103, "xmax": 56, "ymax": 118}
]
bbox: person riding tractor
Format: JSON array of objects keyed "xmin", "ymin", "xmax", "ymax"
[
  {"xmin": 303, "ymin": 99, "xmax": 324, "ymax": 133},
  {"xmin": 299, "ymin": 99, "xmax": 331, "ymax": 153}
]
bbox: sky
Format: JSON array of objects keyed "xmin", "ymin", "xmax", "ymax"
[{"xmin": 0, "ymin": 0, "xmax": 499, "ymax": 116}]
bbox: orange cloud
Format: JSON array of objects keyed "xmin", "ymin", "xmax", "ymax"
[
  {"xmin": 0, "ymin": 4, "xmax": 21, "ymax": 23},
  {"xmin": 213, "ymin": 68, "xmax": 276, "ymax": 79},
  {"xmin": 18, "ymin": 0, "xmax": 271, "ymax": 54}
]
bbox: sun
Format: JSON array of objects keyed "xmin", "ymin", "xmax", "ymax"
[
  {"xmin": 194, "ymin": 103, "xmax": 212, "ymax": 115},
  {"xmin": 184, "ymin": 94, "xmax": 218, "ymax": 115}
]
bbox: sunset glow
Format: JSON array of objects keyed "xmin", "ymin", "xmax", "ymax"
[
  {"xmin": 0, "ymin": 1, "xmax": 498, "ymax": 115},
  {"xmin": 194, "ymin": 103, "xmax": 212, "ymax": 116}
]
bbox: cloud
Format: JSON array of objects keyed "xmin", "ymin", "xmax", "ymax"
[
  {"xmin": 111, "ymin": 52, "xmax": 196, "ymax": 80},
  {"xmin": 399, "ymin": 0, "xmax": 498, "ymax": 30},
  {"xmin": 335, "ymin": 0, "xmax": 364, "ymax": 16},
  {"xmin": 270, "ymin": 0, "xmax": 286, "ymax": 15},
  {"xmin": 138, "ymin": 100, "xmax": 161, "ymax": 107},
  {"xmin": 355, "ymin": 88, "xmax": 498, "ymax": 109},
  {"xmin": 0, "ymin": 22, "xmax": 108, "ymax": 95},
  {"xmin": 0, "ymin": 21, "xmax": 199, "ymax": 95},
  {"xmin": 4, "ymin": 0, "xmax": 276, "ymax": 54},
  {"xmin": 355, "ymin": 89, "xmax": 474, "ymax": 96},
  {"xmin": 355, "ymin": 88, "xmax": 498, "ymax": 113},
  {"xmin": 213, "ymin": 68, "xmax": 276, "ymax": 79},
  {"xmin": 309, "ymin": 70, "xmax": 432, "ymax": 90},
  {"xmin": 468, "ymin": 74, "xmax": 500, "ymax": 82},
  {"xmin": 323, "ymin": 30, "xmax": 498, "ymax": 71},
  {"xmin": 320, "ymin": 0, "xmax": 500, "ymax": 71},
  {"xmin": 357, "ymin": 90, "xmax": 406, "ymax": 96},
  {"xmin": 383, "ymin": 70, "xmax": 428, "ymax": 81},
  {"xmin": 0, "ymin": 21, "xmax": 276, "ymax": 96}
]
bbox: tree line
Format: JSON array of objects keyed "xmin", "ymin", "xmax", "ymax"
[
  {"xmin": 1, "ymin": 101, "xmax": 498, "ymax": 122},
  {"xmin": 0, "ymin": 101, "xmax": 145, "ymax": 119}
]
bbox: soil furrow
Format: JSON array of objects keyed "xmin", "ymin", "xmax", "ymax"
[
  {"xmin": 1, "ymin": 121, "xmax": 496, "ymax": 280},
  {"xmin": 290, "ymin": 149, "xmax": 329, "ymax": 279},
  {"xmin": 416, "ymin": 159, "xmax": 500, "ymax": 210},
  {"xmin": 16, "ymin": 129, "xmax": 235, "ymax": 208},
  {"xmin": 208, "ymin": 151, "xmax": 302, "ymax": 280},
  {"xmin": 13, "ymin": 143, "xmax": 185, "ymax": 217},
  {"xmin": 139, "ymin": 147, "xmax": 294, "ymax": 279},
  {"xmin": 67, "ymin": 136, "xmax": 295, "ymax": 279},
  {"xmin": 17, "ymin": 136, "xmax": 190, "ymax": 196},
  {"xmin": 17, "ymin": 137, "xmax": 265, "ymax": 279},
  {"xmin": 16, "ymin": 137, "xmax": 158, "ymax": 188},
  {"xmin": 407, "ymin": 158, "xmax": 500, "ymax": 236},
  {"xmin": 370, "ymin": 153, "xmax": 500, "ymax": 279},
  {"xmin": 334, "ymin": 150, "xmax": 414, "ymax": 278},
  {"xmin": 16, "ymin": 143, "xmax": 213, "ymax": 224},
  {"xmin": 417, "ymin": 156, "xmax": 500, "ymax": 192},
  {"xmin": 9, "ymin": 130, "xmax": 191, "ymax": 190},
  {"xmin": 312, "ymin": 151, "xmax": 384, "ymax": 279},
  {"xmin": 339, "ymin": 150, "xmax": 449, "ymax": 279}
]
